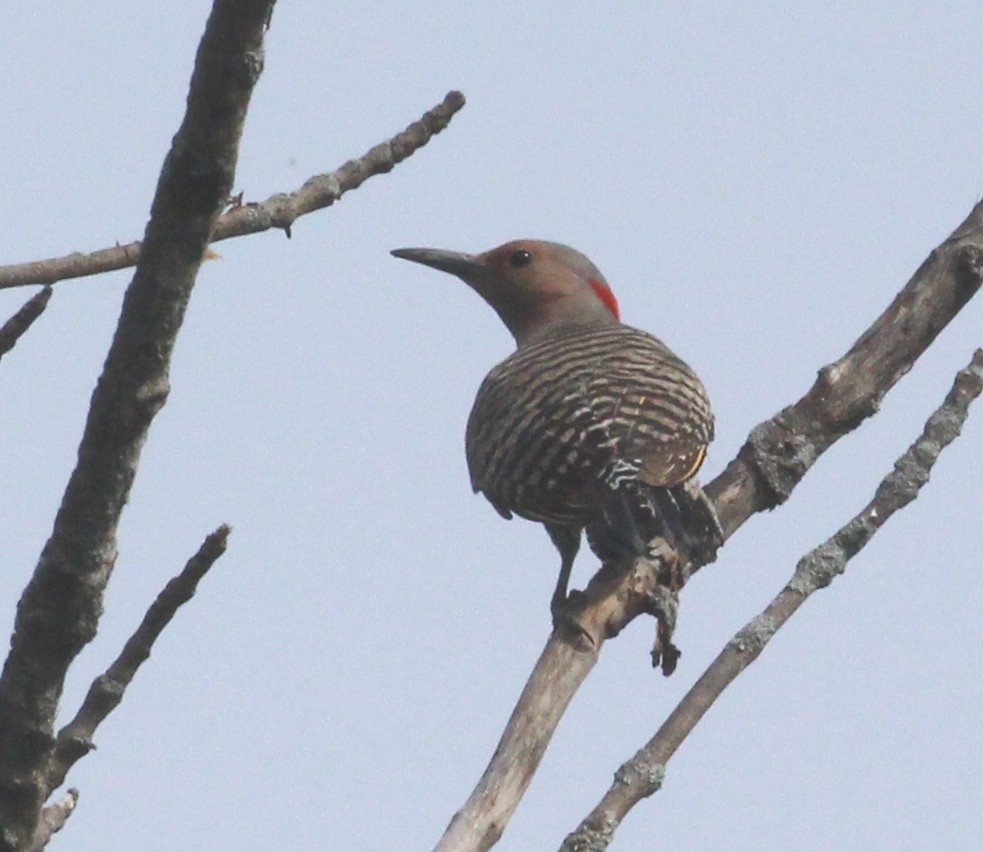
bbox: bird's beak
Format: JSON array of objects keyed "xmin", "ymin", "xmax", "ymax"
[{"xmin": 391, "ymin": 247, "xmax": 488, "ymax": 279}]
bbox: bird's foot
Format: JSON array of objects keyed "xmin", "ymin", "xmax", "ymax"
[
  {"xmin": 644, "ymin": 584, "xmax": 680, "ymax": 676},
  {"xmin": 550, "ymin": 590, "xmax": 594, "ymax": 651},
  {"xmin": 550, "ymin": 587, "xmax": 584, "ymax": 626},
  {"xmin": 651, "ymin": 629, "xmax": 681, "ymax": 676}
]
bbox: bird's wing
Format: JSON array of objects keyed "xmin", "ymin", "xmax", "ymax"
[{"xmin": 584, "ymin": 352, "xmax": 713, "ymax": 488}]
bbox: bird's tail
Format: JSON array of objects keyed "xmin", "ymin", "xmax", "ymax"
[{"xmin": 585, "ymin": 479, "xmax": 722, "ymax": 568}]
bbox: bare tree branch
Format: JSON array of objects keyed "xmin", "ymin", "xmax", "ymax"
[
  {"xmin": 45, "ymin": 525, "xmax": 231, "ymax": 793},
  {"xmin": 0, "ymin": 287, "xmax": 52, "ymax": 359},
  {"xmin": 561, "ymin": 348, "xmax": 983, "ymax": 851},
  {"xmin": 705, "ymin": 208, "xmax": 983, "ymax": 540},
  {"xmin": 0, "ymin": 3, "xmax": 273, "ymax": 848},
  {"xmin": 433, "ymin": 203, "xmax": 983, "ymax": 851},
  {"xmin": 432, "ymin": 546, "xmax": 676, "ymax": 852},
  {"xmin": 0, "ymin": 90, "xmax": 466, "ymax": 291},
  {"xmin": 28, "ymin": 787, "xmax": 78, "ymax": 852}
]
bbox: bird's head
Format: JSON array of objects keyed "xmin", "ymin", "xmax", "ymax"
[{"xmin": 391, "ymin": 239, "xmax": 621, "ymax": 347}]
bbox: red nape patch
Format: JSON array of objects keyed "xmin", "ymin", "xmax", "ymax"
[{"xmin": 590, "ymin": 279, "xmax": 620, "ymax": 319}]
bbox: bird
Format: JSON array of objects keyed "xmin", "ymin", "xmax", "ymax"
[{"xmin": 391, "ymin": 239, "xmax": 721, "ymax": 615}]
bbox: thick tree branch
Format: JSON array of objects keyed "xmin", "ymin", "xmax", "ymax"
[
  {"xmin": 0, "ymin": 90, "xmax": 466, "ymax": 291},
  {"xmin": 0, "ymin": 3, "xmax": 273, "ymax": 848},
  {"xmin": 433, "ymin": 203, "xmax": 983, "ymax": 851},
  {"xmin": 561, "ymin": 348, "xmax": 983, "ymax": 851},
  {"xmin": 0, "ymin": 288, "xmax": 52, "ymax": 359},
  {"xmin": 46, "ymin": 525, "xmax": 231, "ymax": 793},
  {"xmin": 705, "ymin": 209, "xmax": 983, "ymax": 539}
]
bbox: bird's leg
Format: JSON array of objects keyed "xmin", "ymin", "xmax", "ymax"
[
  {"xmin": 645, "ymin": 580, "xmax": 681, "ymax": 676},
  {"xmin": 545, "ymin": 523, "xmax": 584, "ymax": 622},
  {"xmin": 545, "ymin": 525, "xmax": 602, "ymax": 651},
  {"xmin": 551, "ymin": 553, "xmax": 574, "ymax": 614}
]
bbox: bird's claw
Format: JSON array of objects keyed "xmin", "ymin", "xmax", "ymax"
[{"xmin": 550, "ymin": 590, "xmax": 594, "ymax": 651}]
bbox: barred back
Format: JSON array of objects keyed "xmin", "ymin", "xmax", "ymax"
[{"xmin": 465, "ymin": 324, "xmax": 712, "ymax": 528}]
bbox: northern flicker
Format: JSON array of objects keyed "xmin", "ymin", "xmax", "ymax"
[{"xmin": 392, "ymin": 239, "xmax": 720, "ymax": 613}]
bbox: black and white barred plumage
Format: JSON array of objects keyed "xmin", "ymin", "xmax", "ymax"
[{"xmin": 466, "ymin": 324, "xmax": 719, "ymax": 568}]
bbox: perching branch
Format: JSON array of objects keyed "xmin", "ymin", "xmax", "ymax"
[
  {"xmin": 432, "ymin": 547, "xmax": 677, "ymax": 852},
  {"xmin": 0, "ymin": 90, "xmax": 466, "ymax": 291},
  {"xmin": 46, "ymin": 525, "xmax": 231, "ymax": 794},
  {"xmin": 0, "ymin": 2, "xmax": 273, "ymax": 848},
  {"xmin": 705, "ymin": 211, "xmax": 983, "ymax": 539},
  {"xmin": 561, "ymin": 348, "xmax": 983, "ymax": 851},
  {"xmin": 433, "ymin": 202, "xmax": 983, "ymax": 851},
  {"xmin": 0, "ymin": 287, "xmax": 52, "ymax": 359}
]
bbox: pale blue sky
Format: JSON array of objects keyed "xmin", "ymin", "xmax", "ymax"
[{"xmin": 2, "ymin": 3, "xmax": 981, "ymax": 850}]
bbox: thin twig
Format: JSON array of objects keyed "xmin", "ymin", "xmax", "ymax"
[
  {"xmin": 0, "ymin": 91, "xmax": 466, "ymax": 291},
  {"xmin": 0, "ymin": 287, "xmax": 52, "ymax": 358},
  {"xmin": 433, "ymin": 203, "xmax": 983, "ymax": 851},
  {"xmin": 29, "ymin": 787, "xmax": 78, "ymax": 852},
  {"xmin": 0, "ymin": 3, "xmax": 273, "ymax": 848},
  {"xmin": 561, "ymin": 348, "xmax": 983, "ymax": 851},
  {"xmin": 47, "ymin": 525, "xmax": 231, "ymax": 792}
]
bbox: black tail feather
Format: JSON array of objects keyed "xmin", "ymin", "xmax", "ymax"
[{"xmin": 585, "ymin": 479, "xmax": 722, "ymax": 567}]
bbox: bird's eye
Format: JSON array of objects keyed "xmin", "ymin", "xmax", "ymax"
[{"xmin": 508, "ymin": 249, "xmax": 533, "ymax": 268}]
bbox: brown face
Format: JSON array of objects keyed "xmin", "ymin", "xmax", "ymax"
[
  {"xmin": 468, "ymin": 242, "xmax": 566, "ymax": 326},
  {"xmin": 477, "ymin": 240, "xmax": 620, "ymax": 323}
]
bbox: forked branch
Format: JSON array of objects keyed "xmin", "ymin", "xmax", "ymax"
[
  {"xmin": 46, "ymin": 525, "xmax": 231, "ymax": 795},
  {"xmin": 0, "ymin": 2, "xmax": 272, "ymax": 847},
  {"xmin": 0, "ymin": 91, "xmax": 466, "ymax": 291},
  {"xmin": 0, "ymin": 14, "xmax": 468, "ymax": 851}
]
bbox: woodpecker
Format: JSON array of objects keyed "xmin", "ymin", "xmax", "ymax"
[{"xmin": 392, "ymin": 239, "xmax": 720, "ymax": 613}]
